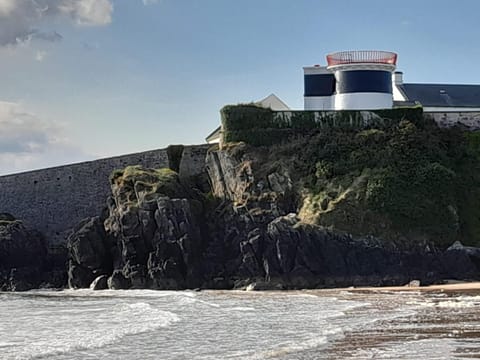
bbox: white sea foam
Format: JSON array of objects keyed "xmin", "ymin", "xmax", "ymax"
[
  {"xmin": 248, "ymin": 327, "xmax": 344, "ymax": 360},
  {"xmin": 227, "ymin": 306, "xmax": 256, "ymax": 311},
  {"xmin": 408, "ymin": 295, "xmax": 480, "ymax": 308},
  {"xmin": 30, "ymin": 288, "xmax": 197, "ymax": 298},
  {"xmin": 2, "ymin": 289, "xmax": 478, "ymax": 360},
  {"xmin": 1, "ymin": 300, "xmax": 179, "ymax": 360}
]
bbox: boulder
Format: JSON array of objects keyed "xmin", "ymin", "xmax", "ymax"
[
  {"xmin": 68, "ymin": 262, "xmax": 95, "ymax": 289},
  {"xmin": 0, "ymin": 216, "xmax": 47, "ymax": 291},
  {"xmin": 67, "ymin": 217, "xmax": 111, "ymax": 273},
  {"xmin": 245, "ymin": 281, "xmax": 285, "ymax": 291},
  {"xmin": 108, "ymin": 270, "xmax": 130, "ymax": 290},
  {"xmin": 90, "ymin": 275, "xmax": 108, "ymax": 290}
]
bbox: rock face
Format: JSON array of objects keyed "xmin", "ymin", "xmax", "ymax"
[
  {"xmin": 66, "ymin": 146, "xmax": 480, "ymax": 290},
  {"xmin": 200, "ymin": 146, "xmax": 480, "ymax": 288},
  {"xmin": 0, "ymin": 213, "xmax": 54, "ymax": 291},
  {"xmin": 67, "ymin": 167, "xmax": 204, "ymax": 290},
  {"xmin": 90, "ymin": 275, "xmax": 108, "ymax": 290},
  {"xmin": 67, "ymin": 216, "xmax": 111, "ymax": 288}
]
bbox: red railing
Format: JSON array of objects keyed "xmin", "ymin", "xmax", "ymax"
[{"xmin": 326, "ymin": 50, "xmax": 397, "ymax": 66}]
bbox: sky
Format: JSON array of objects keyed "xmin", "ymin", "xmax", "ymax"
[{"xmin": 1, "ymin": 0, "xmax": 480, "ymax": 175}]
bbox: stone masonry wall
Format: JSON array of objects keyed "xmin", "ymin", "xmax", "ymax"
[
  {"xmin": 426, "ymin": 111, "xmax": 480, "ymax": 130},
  {"xmin": 0, "ymin": 145, "xmax": 210, "ymax": 247}
]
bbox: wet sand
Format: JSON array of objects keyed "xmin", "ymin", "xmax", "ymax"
[
  {"xmin": 320, "ymin": 282, "xmax": 480, "ymax": 359},
  {"xmin": 346, "ymin": 281, "xmax": 480, "ymax": 292}
]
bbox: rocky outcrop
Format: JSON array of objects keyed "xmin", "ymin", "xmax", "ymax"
[
  {"xmin": 67, "ymin": 216, "xmax": 112, "ymax": 288},
  {"xmin": 65, "ymin": 143, "xmax": 480, "ymax": 291},
  {"xmin": 90, "ymin": 275, "xmax": 108, "ymax": 290},
  {"xmin": 67, "ymin": 167, "xmax": 204, "ymax": 290},
  {"xmin": 200, "ymin": 146, "xmax": 480, "ymax": 288},
  {"xmin": 0, "ymin": 213, "xmax": 63, "ymax": 291}
]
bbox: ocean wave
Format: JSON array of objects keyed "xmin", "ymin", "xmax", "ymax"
[
  {"xmin": 4, "ymin": 301, "xmax": 179, "ymax": 360},
  {"xmin": 252, "ymin": 327, "xmax": 343, "ymax": 360},
  {"xmin": 227, "ymin": 306, "xmax": 256, "ymax": 312}
]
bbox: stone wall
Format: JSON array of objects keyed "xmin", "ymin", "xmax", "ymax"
[
  {"xmin": 0, "ymin": 145, "xmax": 210, "ymax": 247},
  {"xmin": 426, "ymin": 111, "xmax": 480, "ymax": 129}
]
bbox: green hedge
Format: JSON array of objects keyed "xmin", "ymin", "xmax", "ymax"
[
  {"xmin": 221, "ymin": 104, "xmax": 274, "ymax": 131},
  {"xmin": 220, "ymin": 104, "xmax": 424, "ymax": 146},
  {"xmin": 223, "ymin": 129, "xmax": 302, "ymax": 147}
]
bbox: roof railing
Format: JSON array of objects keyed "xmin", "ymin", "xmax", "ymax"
[{"xmin": 326, "ymin": 50, "xmax": 397, "ymax": 66}]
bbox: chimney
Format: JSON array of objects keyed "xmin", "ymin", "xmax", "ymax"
[{"xmin": 393, "ymin": 71, "xmax": 403, "ymax": 85}]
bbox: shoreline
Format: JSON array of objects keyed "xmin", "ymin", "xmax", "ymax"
[{"xmin": 338, "ymin": 281, "xmax": 480, "ymax": 292}]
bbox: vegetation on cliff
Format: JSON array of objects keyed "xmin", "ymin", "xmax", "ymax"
[
  {"xmin": 65, "ymin": 106, "xmax": 480, "ymax": 291},
  {"xmin": 109, "ymin": 166, "xmax": 188, "ymax": 207},
  {"xmin": 220, "ymin": 106, "xmax": 480, "ymax": 248}
]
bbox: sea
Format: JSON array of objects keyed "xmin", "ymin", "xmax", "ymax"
[{"xmin": 1, "ymin": 288, "xmax": 479, "ymax": 359}]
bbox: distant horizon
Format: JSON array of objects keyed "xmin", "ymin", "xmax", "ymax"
[{"xmin": 2, "ymin": 0, "xmax": 480, "ymax": 175}]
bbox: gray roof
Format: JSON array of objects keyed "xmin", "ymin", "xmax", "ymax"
[{"xmin": 400, "ymin": 83, "xmax": 480, "ymax": 108}]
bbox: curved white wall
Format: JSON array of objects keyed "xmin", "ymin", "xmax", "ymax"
[
  {"xmin": 304, "ymin": 96, "xmax": 333, "ymax": 110},
  {"xmin": 334, "ymin": 93, "xmax": 393, "ymax": 110}
]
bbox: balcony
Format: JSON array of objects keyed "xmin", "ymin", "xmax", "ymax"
[{"xmin": 326, "ymin": 50, "xmax": 397, "ymax": 67}]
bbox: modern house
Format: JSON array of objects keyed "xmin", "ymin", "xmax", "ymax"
[
  {"xmin": 206, "ymin": 50, "xmax": 480, "ymax": 142},
  {"xmin": 304, "ymin": 50, "xmax": 398, "ymax": 110},
  {"xmin": 304, "ymin": 50, "xmax": 480, "ymax": 113}
]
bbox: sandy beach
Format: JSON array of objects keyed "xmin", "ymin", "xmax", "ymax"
[{"xmin": 345, "ymin": 281, "xmax": 480, "ymax": 292}]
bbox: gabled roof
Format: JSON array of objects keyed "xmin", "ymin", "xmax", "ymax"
[
  {"xmin": 257, "ymin": 93, "xmax": 290, "ymax": 110},
  {"xmin": 205, "ymin": 126, "xmax": 221, "ymax": 143},
  {"xmin": 400, "ymin": 83, "xmax": 480, "ymax": 108}
]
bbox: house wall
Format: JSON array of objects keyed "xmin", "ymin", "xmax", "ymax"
[
  {"xmin": 0, "ymin": 145, "xmax": 210, "ymax": 247},
  {"xmin": 425, "ymin": 111, "xmax": 480, "ymax": 129}
]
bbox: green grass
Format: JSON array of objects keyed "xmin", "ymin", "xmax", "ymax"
[
  {"xmin": 109, "ymin": 166, "xmax": 187, "ymax": 205},
  {"xmin": 224, "ymin": 113, "xmax": 480, "ymax": 248}
]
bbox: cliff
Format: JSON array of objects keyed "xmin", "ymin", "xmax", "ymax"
[
  {"xmin": 65, "ymin": 109, "xmax": 480, "ymax": 290},
  {"xmin": 3, "ymin": 107, "xmax": 480, "ymax": 291}
]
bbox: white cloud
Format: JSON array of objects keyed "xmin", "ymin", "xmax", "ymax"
[
  {"xmin": 142, "ymin": 0, "xmax": 159, "ymax": 5},
  {"xmin": 0, "ymin": 0, "xmax": 114, "ymax": 46},
  {"xmin": 35, "ymin": 50, "xmax": 47, "ymax": 61},
  {"xmin": 0, "ymin": 0, "xmax": 15, "ymax": 16},
  {"xmin": 58, "ymin": 0, "xmax": 113, "ymax": 26},
  {"xmin": 0, "ymin": 101, "xmax": 90, "ymax": 175}
]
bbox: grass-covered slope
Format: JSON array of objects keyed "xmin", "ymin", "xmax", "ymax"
[
  {"xmin": 227, "ymin": 116, "xmax": 480, "ymax": 248},
  {"xmin": 109, "ymin": 166, "xmax": 187, "ymax": 207}
]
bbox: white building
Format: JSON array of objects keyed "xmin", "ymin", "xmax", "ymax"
[
  {"xmin": 206, "ymin": 50, "xmax": 480, "ymax": 143},
  {"xmin": 304, "ymin": 50, "xmax": 398, "ymax": 111}
]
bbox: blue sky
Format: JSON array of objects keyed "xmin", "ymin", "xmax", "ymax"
[{"xmin": 1, "ymin": 0, "xmax": 480, "ymax": 174}]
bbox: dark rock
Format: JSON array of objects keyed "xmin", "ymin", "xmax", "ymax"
[
  {"xmin": 245, "ymin": 280, "xmax": 285, "ymax": 291},
  {"xmin": 90, "ymin": 275, "xmax": 108, "ymax": 290},
  {"xmin": 0, "ymin": 213, "xmax": 15, "ymax": 222},
  {"xmin": 441, "ymin": 241, "xmax": 480, "ymax": 280},
  {"xmin": 407, "ymin": 280, "xmax": 421, "ymax": 287},
  {"xmin": 0, "ymin": 218, "xmax": 47, "ymax": 291},
  {"xmin": 108, "ymin": 270, "xmax": 131, "ymax": 290},
  {"xmin": 63, "ymin": 154, "xmax": 480, "ymax": 292},
  {"xmin": 68, "ymin": 217, "xmax": 111, "ymax": 270},
  {"xmin": 68, "ymin": 261, "xmax": 95, "ymax": 289},
  {"xmin": 8, "ymin": 268, "xmax": 40, "ymax": 291}
]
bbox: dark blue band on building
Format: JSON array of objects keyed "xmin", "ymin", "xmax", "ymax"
[
  {"xmin": 304, "ymin": 74, "xmax": 336, "ymax": 96},
  {"xmin": 336, "ymin": 70, "xmax": 392, "ymax": 94}
]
